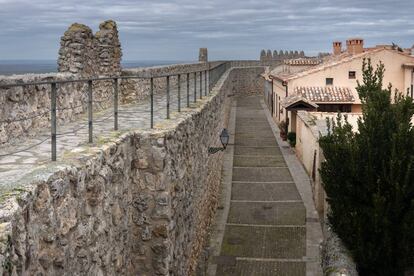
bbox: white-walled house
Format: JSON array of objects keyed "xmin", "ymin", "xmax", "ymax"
[{"xmin": 265, "ymin": 38, "xmax": 414, "ymax": 133}]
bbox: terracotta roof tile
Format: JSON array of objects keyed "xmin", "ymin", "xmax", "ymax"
[{"xmin": 294, "ymin": 86, "xmax": 355, "ymax": 103}]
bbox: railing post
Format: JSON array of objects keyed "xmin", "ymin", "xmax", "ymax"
[
  {"xmin": 194, "ymin": 72, "xmax": 197, "ymax": 102},
  {"xmin": 51, "ymin": 82, "xmax": 57, "ymax": 161},
  {"xmin": 88, "ymin": 80, "xmax": 93, "ymax": 143},
  {"xmin": 150, "ymin": 77, "xmax": 154, "ymax": 128},
  {"xmin": 113, "ymin": 78, "xmax": 119, "ymax": 131},
  {"xmin": 177, "ymin": 74, "xmax": 181, "ymax": 112},
  {"xmin": 200, "ymin": 71, "xmax": 202, "ymax": 99},
  {"xmin": 186, "ymin": 73, "xmax": 190, "ymax": 107},
  {"xmin": 166, "ymin": 76, "xmax": 170, "ymax": 119},
  {"xmin": 204, "ymin": 70, "xmax": 207, "ymax": 96}
]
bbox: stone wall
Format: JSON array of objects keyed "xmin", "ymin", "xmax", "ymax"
[
  {"xmin": 0, "ymin": 65, "xmax": 272, "ymax": 275},
  {"xmin": 0, "ymin": 73, "xmax": 90, "ymax": 145},
  {"xmin": 260, "ymin": 49, "xmax": 305, "ymax": 61},
  {"xmin": 119, "ymin": 62, "xmax": 218, "ymax": 104},
  {"xmin": 0, "ymin": 61, "xmax": 226, "ymax": 146},
  {"xmin": 229, "ymin": 67, "xmax": 265, "ymax": 96}
]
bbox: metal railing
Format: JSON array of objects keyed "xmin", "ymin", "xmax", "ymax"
[{"xmin": 0, "ymin": 61, "xmax": 230, "ymax": 161}]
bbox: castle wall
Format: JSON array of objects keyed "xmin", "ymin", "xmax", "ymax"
[{"xmin": 0, "ymin": 66, "xmax": 265, "ymax": 275}]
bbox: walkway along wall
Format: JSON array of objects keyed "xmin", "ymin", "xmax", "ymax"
[{"xmin": 0, "ymin": 66, "xmax": 266, "ymax": 275}]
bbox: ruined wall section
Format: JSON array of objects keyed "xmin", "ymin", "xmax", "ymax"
[{"xmin": 57, "ymin": 23, "xmax": 96, "ymax": 76}]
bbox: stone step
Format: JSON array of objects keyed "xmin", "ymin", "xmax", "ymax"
[
  {"xmin": 234, "ymin": 133, "xmax": 276, "ymax": 140},
  {"xmin": 232, "ymin": 167, "xmax": 292, "ymax": 182},
  {"xmin": 221, "ymin": 225, "xmax": 306, "ymax": 259},
  {"xmin": 233, "ymin": 155, "xmax": 285, "ymax": 167},
  {"xmin": 235, "ymin": 125, "xmax": 272, "ymax": 132},
  {"xmin": 231, "ymin": 182, "xmax": 302, "ymax": 201},
  {"xmin": 216, "ymin": 259, "xmax": 306, "ymax": 276},
  {"xmin": 235, "ymin": 129, "xmax": 275, "ymax": 136},
  {"xmin": 235, "ymin": 121, "xmax": 270, "ymax": 127},
  {"xmin": 234, "ymin": 138, "xmax": 278, "ymax": 147},
  {"xmin": 227, "ymin": 201, "xmax": 306, "ymax": 225},
  {"xmin": 234, "ymin": 146, "xmax": 281, "ymax": 156}
]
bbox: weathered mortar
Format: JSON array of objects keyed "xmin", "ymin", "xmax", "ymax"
[{"xmin": 0, "ymin": 65, "xmax": 274, "ymax": 275}]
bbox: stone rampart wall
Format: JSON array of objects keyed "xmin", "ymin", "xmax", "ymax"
[
  {"xmin": 0, "ymin": 62, "xmax": 225, "ymax": 146},
  {"xmin": 0, "ymin": 67, "xmax": 265, "ymax": 275},
  {"xmin": 230, "ymin": 66, "xmax": 265, "ymax": 96}
]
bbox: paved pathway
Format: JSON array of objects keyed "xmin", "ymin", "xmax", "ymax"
[
  {"xmin": 215, "ymin": 96, "xmax": 307, "ymax": 275},
  {"xmin": 0, "ymin": 76, "xmax": 208, "ymax": 189}
]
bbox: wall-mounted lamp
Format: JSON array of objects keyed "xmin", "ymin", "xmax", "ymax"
[{"xmin": 208, "ymin": 128, "xmax": 230, "ymax": 154}]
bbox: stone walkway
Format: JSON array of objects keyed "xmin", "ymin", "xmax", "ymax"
[
  {"xmin": 0, "ymin": 76, "xmax": 207, "ymax": 189},
  {"xmin": 215, "ymin": 96, "xmax": 307, "ymax": 275}
]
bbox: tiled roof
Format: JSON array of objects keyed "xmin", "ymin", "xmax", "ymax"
[
  {"xmin": 294, "ymin": 86, "xmax": 355, "ymax": 103},
  {"xmin": 282, "ymin": 94, "xmax": 318, "ymax": 109},
  {"xmin": 284, "ymin": 58, "xmax": 322, "ymax": 66}
]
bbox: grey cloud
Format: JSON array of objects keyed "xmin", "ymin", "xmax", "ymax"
[{"xmin": 0, "ymin": 0, "xmax": 414, "ymax": 61}]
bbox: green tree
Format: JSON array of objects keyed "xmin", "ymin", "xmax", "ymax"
[{"xmin": 319, "ymin": 59, "xmax": 414, "ymax": 275}]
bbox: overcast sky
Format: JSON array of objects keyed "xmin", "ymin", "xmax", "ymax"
[{"xmin": 1, "ymin": 0, "xmax": 414, "ymax": 61}]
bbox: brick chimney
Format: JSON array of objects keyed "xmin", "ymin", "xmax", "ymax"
[
  {"xmin": 333, "ymin": 41, "xmax": 342, "ymax": 55},
  {"xmin": 346, "ymin": 38, "xmax": 364, "ymax": 55}
]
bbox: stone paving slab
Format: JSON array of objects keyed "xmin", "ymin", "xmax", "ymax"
[
  {"xmin": 227, "ymin": 201, "xmax": 306, "ymax": 225},
  {"xmin": 232, "ymin": 167, "xmax": 292, "ymax": 182},
  {"xmin": 234, "ymin": 146, "xmax": 281, "ymax": 156},
  {"xmin": 235, "ymin": 121, "xmax": 270, "ymax": 127},
  {"xmin": 221, "ymin": 225, "xmax": 306, "ymax": 259},
  {"xmin": 233, "ymin": 133, "xmax": 276, "ymax": 140},
  {"xmin": 231, "ymin": 182, "xmax": 301, "ymax": 201},
  {"xmin": 233, "ymin": 155, "xmax": 285, "ymax": 167},
  {"xmin": 216, "ymin": 260, "xmax": 306, "ymax": 276},
  {"xmin": 234, "ymin": 138, "xmax": 278, "ymax": 147}
]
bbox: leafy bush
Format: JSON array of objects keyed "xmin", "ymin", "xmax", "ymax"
[
  {"xmin": 287, "ymin": 132, "xmax": 296, "ymax": 147},
  {"xmin": 319, "ymin": 59, "xmax": 414, "ymax": 275},
  {"xmin": 278, "ymin": 120, "xmax": 287, "ymax": 134}
]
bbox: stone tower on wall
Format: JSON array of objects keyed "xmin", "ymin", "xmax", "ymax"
[
  {"xmin": 95, "ymin": 20, "xmax": 122, "ymax": 76},
  {"xmin": 260, "ymin": 49, "xmax": 266, "ymax": 61},
  {"xmin": 58, "ymin": 20, "xmax": 122, "ymax": 77},
  {"xmin": 199, "ymin": 48, "xmax": 208, "ymax": 62},
  {"xmin": 58, "ymin": 23, "xmax": 96, "ymax": 76}
]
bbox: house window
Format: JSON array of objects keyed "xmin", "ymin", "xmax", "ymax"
[
  {"xmin": 349, "ymin": 71, "xmax": 356, "ymax": 79},
  {"xmin": 326, "ymin": 78, "xmax": 333, "ymax": 85}
]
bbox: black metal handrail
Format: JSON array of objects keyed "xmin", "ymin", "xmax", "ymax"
[{"xmin": 0, "ymin": 61, "xmax": 231, "ymax": 161}]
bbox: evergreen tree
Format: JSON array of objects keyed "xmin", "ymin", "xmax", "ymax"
[{"xmin": 319, "ymin": 59, "xmax": 414, "ymax": 275}]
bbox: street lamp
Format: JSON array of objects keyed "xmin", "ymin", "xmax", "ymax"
[{"xmin": 208, "ymin": 128, "xmax": 230, "ymax": 154}]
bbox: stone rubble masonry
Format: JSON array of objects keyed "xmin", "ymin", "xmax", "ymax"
[
  {"xmin": 0, "ymin": 73, "xmax": 90, "ymax": 145},
  {"xmin": 57, "ymin": 20, "xmax": 122, "ymax": 77},
  {"xmin": 57, "ymin": 23, "xmax": 96, "ymax": 76},
  {"xmin": 0, "ymin": 66, "xmax": 265, "ymax": 275}
]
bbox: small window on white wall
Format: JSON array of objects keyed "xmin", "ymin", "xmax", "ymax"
[
  {"xmin": 326, "ymin": 78, "xmax": 333, "ymax": 85},
  {"xmin": 349, "ymin": 71, "xmax": 356, "ymax": 79}
]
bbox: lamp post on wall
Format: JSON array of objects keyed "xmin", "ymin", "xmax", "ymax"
[{"xmin": 208, "ymin": 129, "xmax": 230, "ymax": 154}]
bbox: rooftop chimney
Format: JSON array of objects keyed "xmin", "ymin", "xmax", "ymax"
[
  {"xmin": 346, "ymin": 38, "xmax": 364, "ymax": 55},
  {"xmin": 333, "ymin": 41, "xmax": 342, "ymax": 55}
]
